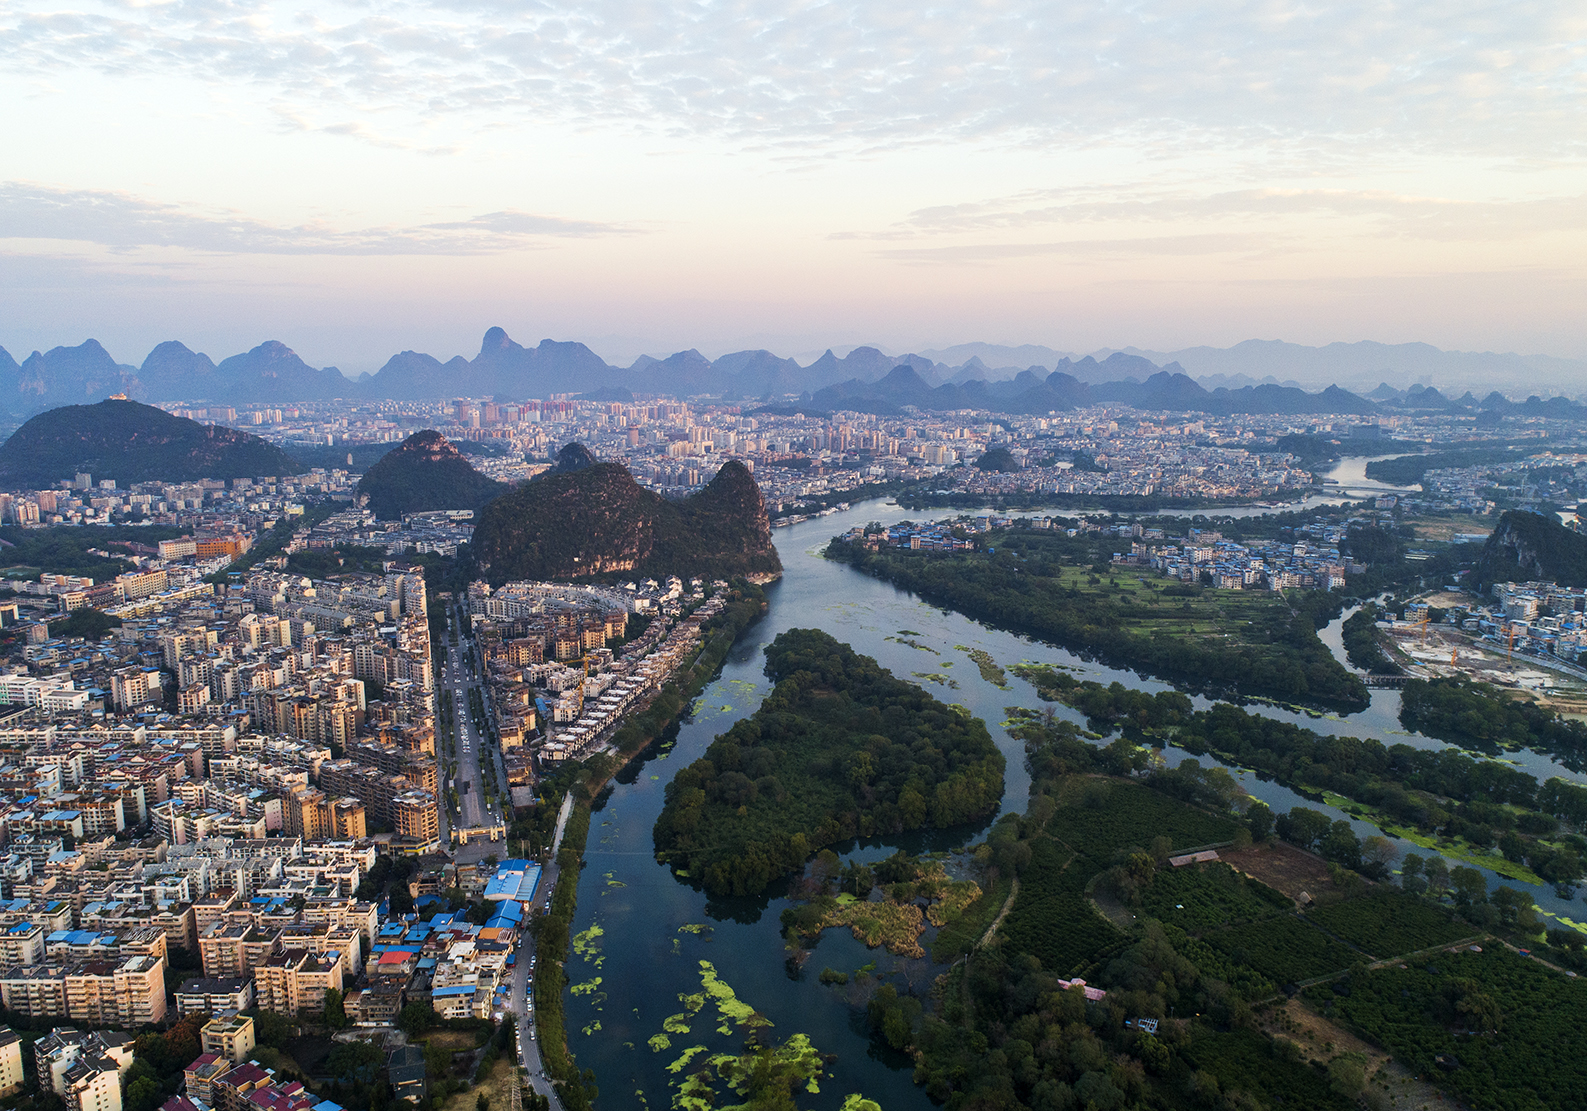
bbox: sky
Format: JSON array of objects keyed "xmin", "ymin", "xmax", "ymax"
[{"xmin": 2, "ymin": 0, "xmax": 1586, "ymax": 374}]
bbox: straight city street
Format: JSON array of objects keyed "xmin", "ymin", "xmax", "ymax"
[
  {"xmin": 437, "ymin": 603, "xmax": 563, "ymax": 1107},
  {"xmin": 440, "ymin": 602, "xmax": 506, "ymax": 835}
]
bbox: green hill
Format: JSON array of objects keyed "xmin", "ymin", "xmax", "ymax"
[
  {"xmin": 542, "ymin": 441, "xmax": 598, "ymax": 476},
  {"xmin": 1475, "ymin": 509, "xmax": 1587, "ymax": 588},
  {"xmin": 471, "ymin": 452, "xmax": 781, "ymax": 583},
  {"xmin": 0, "ymin": 398, "xmax": 303, "ymax": 487},
  {"xmin": 355, "ymin": 430, "xmax": 511, "ymax": 519}
]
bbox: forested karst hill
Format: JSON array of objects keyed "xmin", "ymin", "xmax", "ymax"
[
  {"xmin": 354, "ymin": 430, "xmax": 511, "ymax": 519},
  {"xmin": 540, "ymin": 441, "xmax": 598, "ymax": 476},
  {"xmin": 470, "ymin": 452, "xmax": 780, "ymax": 582},
  {"xmin": 1475, "ymin": 510, "xmax": 1587, "ymax": 588},
  {"xmin": 0, "ymin": 398, "xmax": 303, "ymax": 486}
]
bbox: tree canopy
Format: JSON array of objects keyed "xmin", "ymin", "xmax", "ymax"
[{"xmin": 654, "ymin": 629, "xmax": 1005, "ymax": 897}]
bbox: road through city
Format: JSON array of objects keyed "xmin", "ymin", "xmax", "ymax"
[
  {"xmin": 440, "ymin": 602, "xmax": 502, "ymax": 834},
  {"xmin": 437, "ymin": 607, "xmax": 567, "ymax": 1107}
]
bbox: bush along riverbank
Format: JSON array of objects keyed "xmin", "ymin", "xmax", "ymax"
[
  {"xmin": 1401, "ymin": 675, "xmax": 1587, "ymax": 769},
  {"xmin": 1014, "ymin": 664, "xmax": 1587, "ymax": 889},
  {"xmin": 523, "ymin": 584, "xmax": 768, "ymax": 1108},
  {"xmin": 533, "ymin": 800, "xmax": 596, "ymax": 1110},
  {"xmin": 1340, "ymin": 605, "xmax": 1403, "ymax": 675}
]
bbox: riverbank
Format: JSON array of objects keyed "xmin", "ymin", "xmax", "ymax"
[
  {"xmin": 530, "ymin": 581, "xmax": 769, "ymax": 1106},
  {"xmin": 535, "ymin": 801, "xmax": 594, "ymax": 1111},
  {"xmin": 600, "ymin": 581, "xmax": 768, "ymax": 771}
]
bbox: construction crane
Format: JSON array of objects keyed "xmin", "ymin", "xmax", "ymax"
[
  {"xmin": 1418, "ymin": 612, "xmax": 1432, "ymax": 645},
  {"xmin": 1506, "ymin": 623, "xmax": 1519, "ymax": 664}
]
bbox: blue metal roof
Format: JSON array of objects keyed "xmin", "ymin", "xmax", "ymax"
[{"xmin": 488, "ymin": 901, "xmax": 523, "ymax": 924}]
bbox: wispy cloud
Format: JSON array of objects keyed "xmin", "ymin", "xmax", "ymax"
[
  {"xmin": 3, "ymin": 1, "xmax": 1585, "ymax": 156},
  {"xmin": 875, "ymin": 233, "xmax": 1268, "ymax": 264},
  {"xmin": 0, "ymin": 182, "xmax": 637, "ymax": 254},
  {"xmin": 888, "ymin": 187, "xmax": 1587, "ymax": 241}
]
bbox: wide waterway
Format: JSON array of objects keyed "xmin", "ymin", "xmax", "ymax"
[{"xmin": 563, "ymin": 496, "xmax": 1587, "ymax": 1111}]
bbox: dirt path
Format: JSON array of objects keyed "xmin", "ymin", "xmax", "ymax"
[
  {"xmin": 1263, "ymin": 999, "xmax": 1446, "ymax": 1111},
  {"xmin": 977, "ymin": 878, "xmax": 1020, "ymax": 949}
]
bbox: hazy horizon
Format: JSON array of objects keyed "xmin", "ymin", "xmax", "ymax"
[
  {"xmin": 6, "ymin": 327, "xmax": 1586, "ymax": 377},
  {"xmin": 9, "ymin": 328, "xmax": 1587, "ymax": 402},
  {"xmin": 4, "ymin": 2, "xmax": 1585, "ymax": 377},
  {"xmin": 3, "ymin": 1, "xmax": 1587, "ymax": 377}
]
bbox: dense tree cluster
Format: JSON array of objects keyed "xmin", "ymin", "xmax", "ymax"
[
  {"xmin": 1340, "ymin": 605, "xmax": 1402, "ymax": 674},
  {"xmin": 1364, "ymin": 447, "xmax": 1524, "ymax": 487},
  {"xmin": 653, "ymin": 629, "xmax": 1005, "ymax": 897},
  {"xmin": 1340, "ymin": 523, "xmax": 1406, "ymax": 566},
  {"xmin": 1401, "ymin": 676, "xmax": 1587, "ymax": 767},
  {"xmin": 1019, "ymin": 668, "xmax": 1587, "ymax": 885},
  {"xmin": 829, "ymin": 534, "xmax": 1368, "ymax": 708},
  {"xmin": 0, "ymin": 523, "xmax": 184, "ymax": 580},
  {"xmin": 286, "ymin": 542, "xmax": 392, "ymax": 578},
  {"xmin": 120, "ymin": 1013, "xmax": 208, "ymax": 1111}
]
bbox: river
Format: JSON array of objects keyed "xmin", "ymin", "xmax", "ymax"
[
  {"xmin": 563, "ymin": 495, "xmax": 1587, "ymax": 1111},
  {"xmin": 1318, "ymin": 452, "xmax": 1424, "ymax": 500}
]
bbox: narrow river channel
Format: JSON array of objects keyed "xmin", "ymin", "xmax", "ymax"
[{"xmin": 563, "ymin": 495, "xmax": 1587, "ymax": 1110}]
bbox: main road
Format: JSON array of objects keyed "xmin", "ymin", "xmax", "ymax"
[
  {"xmin": 439, "ymin": 601, "xmax": 503, "ymax": 834},
  {"xmin": 502, "ymin": 861, "xmax": 563, "ymax": 1111},
  {"xmin": 438, "ymin": 605, "xmax": 563, "ymax": 1106}
]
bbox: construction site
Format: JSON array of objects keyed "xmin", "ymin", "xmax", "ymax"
[{"xmin": 1380, "ymin": 591, "xmax": 1587, "ymax": 715}]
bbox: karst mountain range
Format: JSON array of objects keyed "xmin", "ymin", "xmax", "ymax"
[{"xmin": 3, "ymin": 327, "xmax": 1583, "ymax": 421}]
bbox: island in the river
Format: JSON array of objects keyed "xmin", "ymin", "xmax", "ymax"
[{"xmin": 653, "ymin": 628, "xmax": 1006, "ymax": 896}]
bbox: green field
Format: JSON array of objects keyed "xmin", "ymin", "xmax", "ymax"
[
  {"xmin": 997, "ymin": 836, "xmax": 1123, "ymax": 975},
  {"xmin": 1044, "ymin": 778, "xmax": 1242, "ymax": 860},
  {"xmin": 1203, "ymin": 915, "xmax": 1359, "ymax": 986},
  {"xmin": 1180, "ymin": 1026, "xmax": 1356, "ymax": 1111},
  {"xmin": 1319, "ymin": 948, "xmax": 1587, "ymax": 1111},
  {"xmin": 1305, "ymin": 891, "xmax": 1473, "ymax": 958},
  {"xmin": 999, "ymin": 779, "xmax": 1241, "ymax": 975},
  {"xmin": 1136, "ymin": 862, "xmax": 1291, "ymax": 932}
]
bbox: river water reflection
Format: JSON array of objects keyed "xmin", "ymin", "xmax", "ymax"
[{"xmin": 564, "ymin": 498, "xmax": 1586, "ymax": 1110}]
